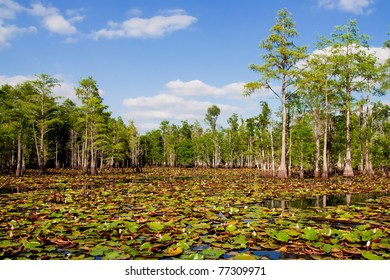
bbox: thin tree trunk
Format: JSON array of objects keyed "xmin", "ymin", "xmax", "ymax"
[
  {"xmin": 39, "ymin": 123, "xmax": 45, "ymax": 175},
  {"xmin": 300, "ymin": 140, "xmax": 304, "ymax": 179},
  {"xmin": 364, "ymin": 103, "xmax": 374, "ymax": 175},
  {"xmin": 278, "ymin": 82, "xmax": 288, "ymax": 178},
  {"xmin": 16, "ymin": 130, "xmax": 22, "ymax": 177},
  {"xmin": 343, "ymin": 94, "xmax": 354, "ymax": 177},
  {"xmin": 359, "ymin": 104, "xmax": 364, "ymax": 173},
  {"xmin": 82, "ymin": 115, "xmax": 89, "ymax": 174},
  {"xmin": 314, "ymin": 120, "xmax": 321, "ymax": 178},
  {"xmin": 270, "ymin": 120, "xmax": 275, "ymax": 177},
  {"xmin": 322, "ymin": 80, "xmax": 329, "ymax": 179},
  {"xmin": 90, "ymin": 129, "xmax": 97, "ymax": 176}
]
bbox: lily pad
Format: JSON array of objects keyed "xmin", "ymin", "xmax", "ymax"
[
  {"xmin": 202, "ymin": 248, "xmax": 225, "ymax": 259},
  {"xmin": 275, "ymin": 231, "xmax": 289, "ymax": 242},
  {"xmin": 362, "ymin": 251, "xmax": 384, "ymax": 260},
  {"xmin": 233, "ymin": 253, "xmax": 257, "ymax": 260}
]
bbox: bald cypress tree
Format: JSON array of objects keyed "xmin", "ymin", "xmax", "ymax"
[{"xmin": 244, "ymin": 8, "xmax": 307, "ymax": 178}]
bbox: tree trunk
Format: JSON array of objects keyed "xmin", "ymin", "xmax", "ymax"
[
  {"xmin": 270, "ymin": 120, "xmax": 275, "ymax": 177},
  {"xmin": 90, "ymin": 129, "xmax": 97, "ymax": 176},
  {"xmin": 359, "ymin": 104, "xmax": 364, "ymax": 173},
  {"xmin": 82, "ymin": 116, "xmax": 89, "ymax": 174},
  {"xmin": 314, "ymin": 120, "xmax": 321, "ymax": 178},
  {"xmin": 300, "ymin": 140, "xmax": 304, "ymax": 179},
  {"xmin": 343, "ymin": 95, "xmax": 354, "ymax": 177},
  {"xmin": 16, "ymin": 130, "xmax": 22, "ymax": 177},
  {"xmin": 278, "ymin": 87, "xmax": 288, "ymax": 178},
  {"xmin": 39, "ymin": 123, "xmax": 45, "ymax": 175},
  {"xmin": 364, "ymin": 104, "xmax": 374, "ymax": 175},
  {"xmin": 322, "ymin": 81, "xmax": 329, "ymax": 179}
]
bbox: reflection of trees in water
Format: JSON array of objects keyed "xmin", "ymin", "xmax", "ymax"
[{"xmin": 261, "ymin": 192, "xmax": 383, "ymax": 210}]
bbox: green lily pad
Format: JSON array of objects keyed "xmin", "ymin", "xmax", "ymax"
[
  {"xmin": 362, "ymin": 251, "xmax": 384, "ymax": 260},
  {"xmin": 177, "ymin": 241, "xmax": 190, "ymax": 250},
  {"xmin": 202, "ymin": 248, "xmax": 225, "ymax": 259},
  {"xmin": 233, "ymin": 235, "xmax": 248, "ymax": 246},
  {"xmin": 89, "ymin": 246, "xmax": 109, "ymax": 256},
  {"xmin": 234, "ymin": 253, "xmax": 257, "ymax": 260},
  {"xmin": 276, "ymin": 231, "xmax": 289, "ymax": 242},
  {"xmin": 139, "ymin": 242, "xmax": 152, "ymax": 251},
  {"xmin": 322, "ymin": 244, "xmax": 332, "ymax": 254},
  {"xmin": 148, "ymin": 222, "xmax": 165, "ymax": 232},
  {"xmin": 226, "ymin": 224, "xmax": 237, "ymax": 233},
  {"xmin": 301, "ymin": 228, "xmax": 318, "ymax": 241},
  {"xmin": 103, "ymin": 251, "xmax": 122, "ymax": 259},
  {"xmin": 181, "ymin": 253, "xmax": 204, "ymax": 260}
]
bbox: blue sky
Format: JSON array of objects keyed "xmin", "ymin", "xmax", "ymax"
[{"xmin": 1, "ymin": 0, "xmax": 389, "ymax": 132}]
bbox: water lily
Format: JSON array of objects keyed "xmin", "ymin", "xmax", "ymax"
[
  {"xmin": 366, "ymin": 240, "xmax": 371, "ymax": 249},
  {"xmin": 252, "ymin": 231, "xmax": 257, "ymax": 237}
]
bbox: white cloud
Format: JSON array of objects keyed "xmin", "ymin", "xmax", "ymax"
[
  {"xmin": 122, "ymin": 88, "xmax": 239, "ymax": 132},
  {"xmin": 309, "ymin": 46, "xmax": 390, "ymax": 64},
  {"xmin": 92, "ymin": 10, "xmax": 197, "ymax": 40},
  {"xmin": 165, "ymin": 80, "xmax": 246, "ymax": 98},
  {"xmin": 0, "ymin": 0, "xmax": 23, "ymax": 22},
  {"xmin": 0, "ymin": 0, "xmax": 36, "ymax": 48},
  {"xmin": 318, "ymin": 0, "xmax": 375, "ymax": 14},
  {"xmin": 367, "ymin": 47, "xmax": 390, "ymax": 64},
  {"xmin": 0, "ymin": 23, "xmax": 36, "ymax": 48},
  {"xmin": 121, "ymin": 78, "xmax": 279, "ymax": 132},
  {"xmin": 29, "ymin": 2, "xmax": 80, "ymax": 35}
]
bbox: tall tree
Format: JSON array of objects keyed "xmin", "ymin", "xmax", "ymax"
[
  {"xmin": 325, "ymin": 20, "xmax": 383, "ymax": 177},
  {"xmin": 244, "ymin": 8, "xmax": 307, "ymax": 178},
  {"xmin": 29, "ymin": 74, "xmax": 61, "ymax": 175},
  {"xmin": 75, "ymin": 76, "xmax": 108, "ymax": 175},
  {"xmin": 205, "ymin": 105, "xmax": 221, "ymax": 168}
]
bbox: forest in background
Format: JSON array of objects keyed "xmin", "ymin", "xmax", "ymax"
[{"xmin": 0, "ymin": 9, "xmax": 389, "ymax": 179}]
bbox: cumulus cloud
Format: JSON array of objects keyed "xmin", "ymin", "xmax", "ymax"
[
  {"xmin": 318, "ymin": 0, "xmax": 375, "ymax": 14},
  {"xmin": 29, "ymin": 2, "xmax": 81, "ymax": 35},
  {"xmin": 0, "ymin": 0, "xmax": 36, "ymax": 48},
  {"xmin": 0, "ymin": 0, "xmax": 23, "ymax": 22},
  {"xmin": 120, "ymin": 78, "xmax": 276, "ymax": 132},
  {"xmin": 92, "ymin": 9, "xmax": 197, "ymax": 40},
  {"xmin": 165, "ymin": 80, "xmax": 246, "ymax": 98},
  {"xmin": 0, "ymin": 24, "xmax": 36, "ymax": 48},
  {"xmin": 309, "ymin": 46, "xmax": 390, "ymax": 64}
]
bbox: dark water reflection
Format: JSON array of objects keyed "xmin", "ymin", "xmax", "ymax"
[{"xmin": 259, "ymin": 192, "xmax": 386, "ymax": 210}]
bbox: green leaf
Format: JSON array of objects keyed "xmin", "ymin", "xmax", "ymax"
[
  {"xmin": 148, "ymin": 222, "xmax": 165, "ymax": 232},
  {"xmin": 89, "ymin": 246, "xmax": 109, "ymax": 257},
  {"xmin": 226, "ymin": 224, "xmax": 237, "ymax": 233},
  {"xmin": 276, "ymin": 231, "xmax": 289, "ymax": 242},
  {"xmin": 139, "ymin": 242, "xmax": 152, "ymax": 251},
  {"xmin": 362, "ymin": 251, "xmax": 384, "ymax": 260},
  {"xmin": 234, "ymin": 253, "xmax": 257, "ymax": 260},
  {"xmin": 125, "ymin": 222, "xmax": 139, "ymax": 233},
  {"xmin": 301, "ymin": 228, "xmax": 318, "ymax": 241},
  {"xmin": 177, "ymin": 241, "xmax": 190, "ymax": 250},
  {"xmin": 202, "ymin": 248, "xmax": 225, "ymax": 259},
  {"xmin": 103, "ymin": 251, "xmax": 122, "ymax": 259},
  {"xmin": 322, "ymin": 244, "xmax": 332, "ymax": 254},
  {"xmin": 181, "ymin": 253, "xmax": 204, "ymax": 260},
  {"xmin": 233, "ymin": 235, "xmax": 248, "ymax": 246}
]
